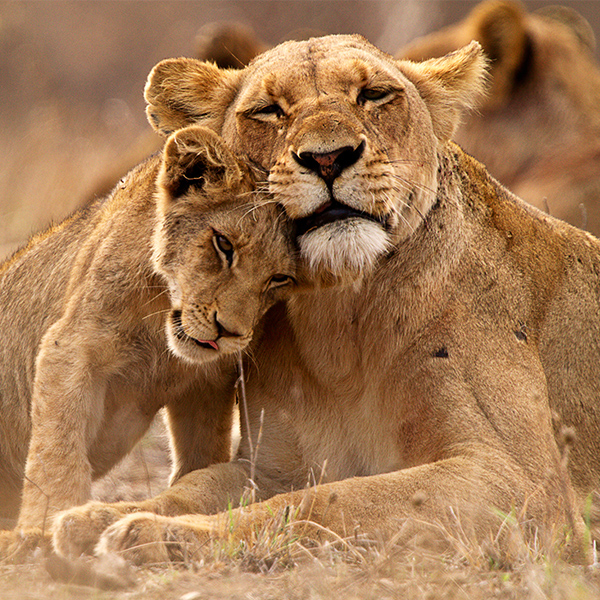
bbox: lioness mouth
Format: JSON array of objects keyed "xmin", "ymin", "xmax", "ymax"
[
  {"xmin": 295, "ymin": 201, "xmax": 386, "ymax": 237},
  {"xmin": 171, "ymin": 310, "xmax": 219, "ymax": 351}
]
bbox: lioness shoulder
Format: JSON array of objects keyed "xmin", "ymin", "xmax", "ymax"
[{"xmin": 0, "ymin": 125, "xmax": 296, "ymax": 544}]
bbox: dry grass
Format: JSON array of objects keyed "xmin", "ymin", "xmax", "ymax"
[
  {"xmin": 2, "ymin": 509, "xmax": 600, "ymax": 600},
  {"xmin": 3, "ymin": 1, "xmax": 600, "ymax": 598}
]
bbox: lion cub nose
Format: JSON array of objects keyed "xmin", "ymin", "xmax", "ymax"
[
  {"xmin": 215, "ymin": 314, "xmax": 241, "ymax": 339},
  {"xmin": 294, "ymin": 142, "xmax": 365, "ymax": 186}
]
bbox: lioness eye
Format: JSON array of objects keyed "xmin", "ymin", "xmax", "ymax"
[
  {"xmin": 252, "ymin": 103, "xmax": 285, "ymax": 119},
  {"xmin": 269, "ymin": 274, "xmax": 294, "ymax": 288},
  {"xmin": 357, "ymin": 88, "xmax": 389, "ymax": 105},
  {"xmin": 213, "ymin": 234, "xmax": 235, "ymax": 266}
]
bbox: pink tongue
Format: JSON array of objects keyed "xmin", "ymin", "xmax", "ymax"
[{"xmin": 200, "ymin": 340, "xmax": 219, "ymax": 351}]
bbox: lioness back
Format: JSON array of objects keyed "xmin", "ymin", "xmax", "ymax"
[{"xmin": 0, "ymin": 125, "xmax": 295, "ymax": 537}]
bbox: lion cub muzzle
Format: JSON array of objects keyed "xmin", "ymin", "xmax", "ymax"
[
  {"xmin": 167, "ymin": 305, "xmax": 248, "ymax": 356},
  {"xmin": 169, "ymin": 309, "xmax": 223, "ymax": 350}
]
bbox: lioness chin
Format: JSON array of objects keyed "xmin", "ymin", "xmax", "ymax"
[
  {"xmin": 54, "ymin": 35, "xmax": 600, "ymax": 565},
  {"xmin": 0, "ymin": 126, "xmax": 295, "ymax": 557}
]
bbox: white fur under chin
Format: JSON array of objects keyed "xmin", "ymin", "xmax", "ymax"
[{"xmin": 299, "ymin": 219, "xmax": 391, "ymax": 277}]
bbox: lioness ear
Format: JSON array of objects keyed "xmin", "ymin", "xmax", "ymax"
[
  {"xmin": 399, "ymin": 1, "xmax": 526, "ymax": 111},
  {"xmin": 160, "ymin": 126, "xmax": 245, "ymax": 199},
  {"xmin": 145, "ymin": 58, "xmax": 242, "ymax": 136},
  {"xmin": 398, "ymin": 41, "xmax": 488, "ymax": 141}
]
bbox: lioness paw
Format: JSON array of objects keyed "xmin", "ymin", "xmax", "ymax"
[
  {"xmin": 53, "ymin": 502, "xmax": 127, "ymax": 558},
  {"xmin": 95, "ymin": 513, "xmax": 211, "ymax": 566}
]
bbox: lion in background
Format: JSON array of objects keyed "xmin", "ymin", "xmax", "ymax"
[
  {"xmin": 51, "ymin": 35, "xmax": 600, "ymax": 566},
  {"xmin": 400, "ymin": 0, "xmax": 600, "ymax": 236},
  {"xmin": 0, "ymin": 125, "xmax": 296, "ymax": 556}
]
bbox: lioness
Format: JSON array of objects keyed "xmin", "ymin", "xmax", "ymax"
[
  {"xmin": 54, "ymin": 35, "xmax": 598, "ymax": 565},
  {"xmin": 400, "ymin": 0, "xmax": 600, "ymax": 236},
  {"xmin": 0, "ymin": 126, "xmax": 295, "ymax": 550}
]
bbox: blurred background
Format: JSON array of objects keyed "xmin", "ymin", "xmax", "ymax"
[{"xmin": 1, "ymin": 0, "xmax": 599, "ymax": 259}]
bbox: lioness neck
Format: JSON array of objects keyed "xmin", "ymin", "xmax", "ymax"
[{"xmin": 287, "ymin": 142, "xmax": 469, "ymax": 359}]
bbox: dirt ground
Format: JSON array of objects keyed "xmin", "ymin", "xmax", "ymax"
[{"xmin": 3, "ymin": 1, "xmax": 600, "ymax": 598}]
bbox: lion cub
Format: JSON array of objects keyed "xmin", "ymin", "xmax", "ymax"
[{"xmin": 0, "ymin": 126, "xmax": 296, "ymax": 535}]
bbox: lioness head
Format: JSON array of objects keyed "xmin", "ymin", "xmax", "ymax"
[
  {"xmin": 153, "ymin": 126, "xmax": 296, "ymax": 363},
  {"xmin": 145, "ymin": 35, "xmax": 486, "ymax": 281}
]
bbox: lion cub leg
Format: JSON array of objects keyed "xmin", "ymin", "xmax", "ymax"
[
  {"xmin": 1, "ymin": 338, "xmax": 100, "ymax": 557},
  {"xmin": 49, "ymin": 375, "xmax": 240, "ymax": 559},
  {"xmin": 17, "ymin": 320, "xmax": 124, "ymax": 534}
]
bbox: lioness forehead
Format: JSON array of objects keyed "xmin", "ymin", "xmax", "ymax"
[
  {"xmin": 244, "ymin": 34, "xmax": 401, "ymax": 99},
  {"xmin": 250, "ymin": 34, "xmax": 389, "ymax": 63}
]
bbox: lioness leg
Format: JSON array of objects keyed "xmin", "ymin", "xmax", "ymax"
[
  {"xmin": 92, "ymin": 454, "xmax": 589, "ymax": 565},
  {"xmin": 53, "ymin": 461, "xmax": 258, "ymax": 558}
]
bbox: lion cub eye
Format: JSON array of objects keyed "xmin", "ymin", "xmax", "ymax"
[
  {"xmin": 268, "ymin": 274, "xmax": 295, "ymax": 288},
  {"xmin": 213, "ymin": 233, "xmax": 235, "ymax": 267},
  {"xmin": 357, "ymin": 87, "xmax": 390, "ymax": 105}
]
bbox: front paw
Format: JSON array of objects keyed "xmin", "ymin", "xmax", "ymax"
[
  {"xmin": 0, "ymin": 528, "xmax": 51, "ymax": 563},
  {"xmin": 52, "ymin": 502, "xmax": 127, "ymax": 558},
  {"xmin": 96, "ymin": 513, "xmax": 212, "ymax": 565}
]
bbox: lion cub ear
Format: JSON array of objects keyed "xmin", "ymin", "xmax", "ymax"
[
  {"xmin": 159, "ymin": 125, "xmax": 246, "ymax": 200},
  {"xmin": 145, "ymin": 58, "xmax": 242, "ymax": 136},
  {"xmin": 398, "ymin": 41, "xmax": 488, "ymax": 142}
]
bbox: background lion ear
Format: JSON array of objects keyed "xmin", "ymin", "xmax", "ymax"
[
  {"xmin": 160, "ymin": 126, "xmax": 245, "ymax": 199},
  {"xmin": 535, "ymin": 5, "xmax": 596, "ymax": 53},
  {"xmin": 399, "ymin": 41, "xmax": 488, "ymax": 142},
  {"xmin": 145, "ymin": 58, "xmax": 242, "ymax": 136},
  {"xmin": 399, "ymin": 1, "xmax": 525, "ymax": 113},
  {"xmin": 467, "ymin": 0, "xmax": 528, "ymax": 108}
]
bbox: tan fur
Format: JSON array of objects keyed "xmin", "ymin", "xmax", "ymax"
[
  {"xmin": 194, "ymin": 22, "xmax": 268, "ymax": 70},
  {"xmin": 86, "ymin": 25, "xmax": 266, "ymax": 203},
  {"xmin": 54, "ymin": 34, "xmax": 600, "ymax": 565},
  {"xmin": 0, "ymin": 126, "xmax": 295, "ymax": 551},
  {"xmin": 400, "ymin": 0, "xmax": 600, "ymax": 236}
]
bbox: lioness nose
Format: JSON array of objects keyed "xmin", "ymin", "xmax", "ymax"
[{"xmin": 293, "ymin": 141, "xmax": 365, "ymax": 186}]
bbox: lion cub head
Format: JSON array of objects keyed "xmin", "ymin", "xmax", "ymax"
[
  {"xmin": 145, "ymin": 35, "xmax": 487, "ymax": 281},
  {"xmin": 153, "ymin": 126, "xmax": 296, "ymax": 363}
]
